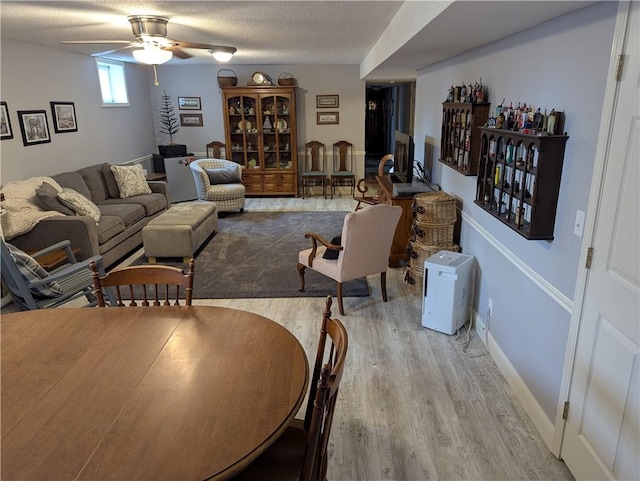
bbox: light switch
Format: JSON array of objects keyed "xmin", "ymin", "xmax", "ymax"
[{"xmin": 574, "ymin": 210, "xmax": 586, "ymax": 237}]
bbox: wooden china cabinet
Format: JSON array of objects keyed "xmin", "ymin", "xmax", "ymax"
[{"xmin": 221, "ymin": 86, "xmax": 298, "ymax": 196}]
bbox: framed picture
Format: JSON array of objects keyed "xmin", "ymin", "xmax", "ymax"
[
  {"xmin": 178, "ymin": 97, "xmax": 201, "ymax": 110},
  {"xmin": 17, "ymin": 110, "xmax": 51, "ymax": 146},
  {"xmin": 180, "ymin": 113, "xmax": 204, "ymax": 127},
  {"xmin": 50, "ymin": 101, "xmax": 77, "ymax": 133},
  {"xmin": 316, "ymin": 111, "xmax": 339, "ymax": 125},
  {"xmin": 316, "ymin": 95, "xmax": 339, "ymax": 109},
  {"xmin": 0, "ymin": 101, "xmax": 13, "ymax": 140}
]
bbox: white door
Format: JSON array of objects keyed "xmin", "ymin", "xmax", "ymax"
[{"xmin": 561, "ymin": 2, "xmax": 639, "ymax": 479}]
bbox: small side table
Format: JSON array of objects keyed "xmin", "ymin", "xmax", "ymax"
[
  {"xmin": 145, "ymin": 173, "xmax": 167, "ymax": 182},
  {"xmin": 27, "ymin": 247, "xmax": 81, "ymax": 271}
]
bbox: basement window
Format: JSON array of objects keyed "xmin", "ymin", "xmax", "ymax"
[{"xmin": 96, "ymin": 58, "xmax": 129, "ymax": 106}]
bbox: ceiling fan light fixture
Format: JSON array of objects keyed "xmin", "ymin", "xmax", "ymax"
[
  {"xmin": 209, "ymin": 48, "xmax": 235, "ymax": 63},
  {"xmin": 133, "ymin": 46, "xmax": 173, "ymax": 65}
]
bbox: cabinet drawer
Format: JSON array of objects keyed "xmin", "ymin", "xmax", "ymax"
[{"xmin": 242, "ymin": 173, "xmax": 262, "ymax": 185}]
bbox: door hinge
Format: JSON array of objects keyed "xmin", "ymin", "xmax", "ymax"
[
  {"xmin": 562, "ymin": 401, "xmax": 570, "ymax": 420},
  {"xmin": 586, "ymin": 247, "xmax": 594, "ymax": 269},
  {"xmin": 615, "ymin": 54, "xmax": 625, "ymax": 81}
]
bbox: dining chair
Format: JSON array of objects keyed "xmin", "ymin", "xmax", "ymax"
[
  {"xmin": 297, "ymin": 203, "xmax": 402, "ymax": 315},
  {"xmin": 233, "ymin": 295, "xmax": 349, "ymax": 481},
  {"xmin": 206, "ymin": 140, "xmax": 226, "ymax": 159},
  {"xmin": 353, "ymin": 153, "xmax": 394, "ymax": 210},
  {"xmin": 301, "ymin": 140, "xmax": 327, "ymax": 199},
  {"xmin": 1, "ymin": 238, "xmax": 105, "ymax": 310},
  {"xmin": 330, "ymin": 140, "xmax": 355, "ymax": 199},
  {"xmin": 89, "ymin": 259, "xmax": 195, "ymax": 307}
]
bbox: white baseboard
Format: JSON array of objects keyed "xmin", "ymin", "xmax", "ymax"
[{"xmin": 472, "ymin": 311, "xmax": 555, "ymax": 451}]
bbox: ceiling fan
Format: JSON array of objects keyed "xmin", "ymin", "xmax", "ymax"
[{"xmin": 62, "ymin": 15, "xmax": 237, "ymax": 64}]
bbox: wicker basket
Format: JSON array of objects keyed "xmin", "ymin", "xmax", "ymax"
[
  {"xmin": 412, "ymin": 191, "xmax": 457, "ymax": 223},
  {"xmin": 404, "ymin": 264, "xmax": 424, "ymax": 298},
  {"xmin": 407, "ymin": 241, "xmax": 459, "ymax": 268},
  {"xmin": 411, "ymin": 221, "xmax": 455, "ymax": 245},
  {"xmin": 278, "ymin": 72, "xmax": 296, "ymax": 86},
  {"xmin": 217, "ymin": 69, "xmax": 237, "ymax": 87}
]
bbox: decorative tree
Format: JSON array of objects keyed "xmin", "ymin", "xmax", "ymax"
[{"xmin": 159, "ymin": 90, "xmax": 180, "ymax": 144}]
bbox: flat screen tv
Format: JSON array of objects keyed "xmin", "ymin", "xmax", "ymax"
[{"xmin": 391, "ymin": 130, "xmax": 414, "ymax": 184}]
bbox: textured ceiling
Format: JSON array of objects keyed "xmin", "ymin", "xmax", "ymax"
[
  {"xmin": 0, "ymin": 1, "xmax": 403, "ymax": 65},
  {"xmin": 1, "ymin": 1, "xmax": 598, "ymax": 82}
]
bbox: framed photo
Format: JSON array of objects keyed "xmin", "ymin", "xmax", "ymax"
[
  {"xmin": 180, "ymin": 113, "xmax": 204, "ymax": 127},
  {"xmin": 316, "ymin": 95, "xmax": 339, "ymax": 109},
  {"xmin": 178, "ymin": 97, "xmax": 201, "ymax": 110},
  {"xmin": 316, "ymin": 111, "xmax": 339, "ymax": 125},
  {"xmin": 17, "ymin": 110, "xmax": 51, "ymax": 146},
  {"xmin": 0, "ymin": 101, "xmax": 13, "ymax": 140},
  {"xmin": 50, "ymin": 101, "xmax": 77, "ymax": 133}
]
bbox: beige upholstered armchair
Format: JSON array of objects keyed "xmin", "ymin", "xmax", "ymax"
[
  {"xmin": 189, "ymin": 158, "xmax": 245, "ymax": 213},
  {"xmin": 297, "ymin": 204, "xmax": 402, "ymax": 315}
]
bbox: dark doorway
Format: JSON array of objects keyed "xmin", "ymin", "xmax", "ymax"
[{"xmin": 364, "ymin": 82, "xmax": 415, "ymax": 178}]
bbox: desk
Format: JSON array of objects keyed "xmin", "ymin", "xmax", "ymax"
[
  {"xmin": 1, "ymin": 306, "xmax": 308, "ymax": 481},
  {"xmin": 376, "ymin": 175, "xmax": 415, "ymax": 267}
]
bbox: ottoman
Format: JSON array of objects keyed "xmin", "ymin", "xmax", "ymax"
[{"xmin": 142, "ymin": 201, "xmax": 218, "ymax": 263}]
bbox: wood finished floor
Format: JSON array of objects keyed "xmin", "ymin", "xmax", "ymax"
[{"xmin": 2, "ymin": 196, "xmax": 574, "ymax": 481}]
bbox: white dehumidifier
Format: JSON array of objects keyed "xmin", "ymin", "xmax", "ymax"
[{"xmin": 421, "ymin": 251, "xmax": 476, "ymax": 334}]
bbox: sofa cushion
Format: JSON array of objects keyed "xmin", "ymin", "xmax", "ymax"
[
  {"xmin": 58, "ymin": 188, "xmax": 101, "ymax": 224},
  {"xmin": 205, "ymin": 165, "xmax": 241, "ymax": 184},
  {"xmin": 77, "ymin": 164, "xmax": 110, "ymax": 204},
  {"xmin": 5, "ymin": 243, "xmax": 64, "ymax": 298},
  {"xmin": 99, "ymin": 203, "xmax": 145, "ymax": 228},
  {"xmin": 101, "ymin": 164, "xmax": 120, "ymax": 198},
  {"xmin": 52, "ymin": 172, "xmax": 92, "ymax": 200},
  {"xmin": 35, "ymin": 181, "xmax": 75, "ymax": 215},
  {"xmin": 111, "ymin": 164, "xmax": 152, "ymax": 198},
  {"xmin": 96, "ymin": 215, "xmax": 126, "ymax": 245},
  {"xmin": 100, "ymin": 193, "xmax": 167, "ymax": 216}
]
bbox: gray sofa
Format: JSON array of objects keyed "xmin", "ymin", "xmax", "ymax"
[{"xmin": 9, "ymin": 163, "xmax": 170, "ymax": 268}]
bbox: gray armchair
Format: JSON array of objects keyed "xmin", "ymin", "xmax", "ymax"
[
  {"xmin": 1, "ymin": 239, "xmax": 106, "ymax": 310},
  {"xmin": 189, "ymin": 158, "xmax": 245, "ymax": 213}
]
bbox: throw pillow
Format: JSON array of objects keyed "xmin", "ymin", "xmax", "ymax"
[
  {"xmin": 36, "ymin": 181, "xmax": 75, "ymax": 215},
  {"xmin": 322, "ymin": 235, "xmax": 342, "ymax": 260},
  {"xmin": 111, "ymin": 164, "xmax": 152, "ymax": 198},
  {"xmin": 57, "ymin": 188, "xmax": 101, "ymax": 224},
  {"xmin": 205, "ymin": 165, "xmax": 241, "ymax": 184},
  {"xmin": 5, "ymin": 243, "xmax": 64, "ymax": 298}
]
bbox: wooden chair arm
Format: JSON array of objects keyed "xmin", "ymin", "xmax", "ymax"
[
  {"xmin": 304, "ymin": 232, "xmax": 343, "ymax": 267},
  {"xmin": 356, "ymin": 178, "xmax": 377, "ymax": 195}
]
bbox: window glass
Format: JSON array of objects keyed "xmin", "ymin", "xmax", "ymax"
[{"xmin": 96, "ymin": 58, "xmax": 129, "ymax": 106}]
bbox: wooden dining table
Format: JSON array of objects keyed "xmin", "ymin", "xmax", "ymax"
[{"xmin": 1, "ymin": 306, "xmax": 309, "ymax": 481}]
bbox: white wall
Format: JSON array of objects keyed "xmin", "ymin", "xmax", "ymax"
[
  {"xmin": 414, "ymin": 2, "xmax": 617, "ymax": 423},
  {"xmin": 0, "ymin": 40, "xmax": 155, "ymax": 183}
]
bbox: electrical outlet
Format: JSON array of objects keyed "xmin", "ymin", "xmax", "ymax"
[{"xmin": 574, "ymin": 210, "xmax": 586, "ymax": 237}]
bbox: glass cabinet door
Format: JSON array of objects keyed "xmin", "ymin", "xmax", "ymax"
[
  {"xmin": 226, "ymin": 94, "xmax": 259, "ymax": 168},
  {"xmin": 259, "ymin": 94, "xmax": 293, "ymax": 170}
]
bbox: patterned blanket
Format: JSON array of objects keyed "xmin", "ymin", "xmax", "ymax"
[{"xmin": 0, "ymin": 176, "xmax": 64, "ymax": 239}]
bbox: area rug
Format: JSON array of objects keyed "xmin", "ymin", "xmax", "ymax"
[{"xmin": 132, "ymin": 211, "xmax": 370, "ymax": 299}]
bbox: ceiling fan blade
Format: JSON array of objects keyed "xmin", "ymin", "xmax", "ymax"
[
  {"xmin": 61, "ymin": 40, "xmax": 132, "ymax": 45},
  {"xmin": 91, "ymin": 44, "xmax": 137, "ymax": 57},
  {"xmin": 164, "ymin": 46, "xmax": 193, "ymax": 59},
  {"xmin": 169, "ymin": 39, "xmax": 237, "ymax": 54}
]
